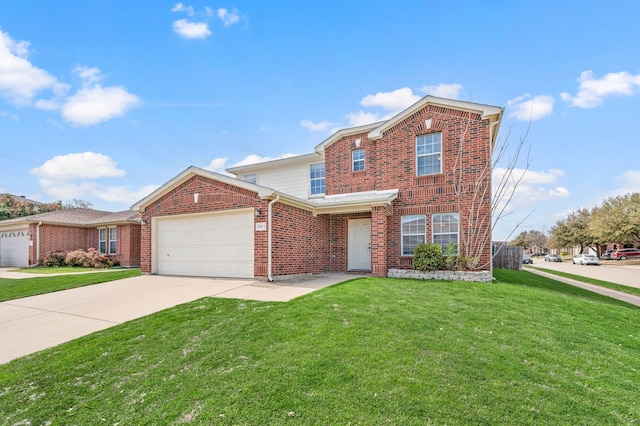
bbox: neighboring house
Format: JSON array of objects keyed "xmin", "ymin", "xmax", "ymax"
[
  {"xmin": 0, "ymin": 209, "xmax": 141, "ymax": 267},
  {"xmin": 132, "ymin": 96, "xmax": 503, "ymax": 280}
]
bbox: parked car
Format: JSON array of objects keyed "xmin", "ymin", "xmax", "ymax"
[
  {"xmin": 522, "ymin": 254, "xmax": 533, "ymax": 264},
  {"xmin": 601, "ymin": 250, "xmax": 614, "ymax": 260},
  {"xmin": 610, "ymin": 248, "xmax": 640, "ymax": 260},
  {"xmin": 544, "ymin": 254, "xmax": 562, "ymax": 262},
  {"xmin": 572, "ymin": 254, "xmax": 600, "ymax": 265}
]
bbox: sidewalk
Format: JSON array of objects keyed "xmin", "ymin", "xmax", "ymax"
[{"xmin": 527, "ymin": 268, "xmax": 640, "ymax": 307}]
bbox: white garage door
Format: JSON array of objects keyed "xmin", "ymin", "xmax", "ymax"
[
  {"xmin": 0, "ymin": 229, "xmax": 29, "ymax": 267},
  {"xmin": 155, "ymin": 209, "xmax": 254, "ymax": 278}
]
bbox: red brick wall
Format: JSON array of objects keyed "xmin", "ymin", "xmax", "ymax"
[
  {"xmin": 35, "ymin": 224, "xmax": 92, "ymax": 263},
  {"xmin": 270, "ymin": 203, "xmax": 330, "ymax": 276},
  {"xmin": 139, "ymin": 175, "xmax": 264, "ymax": 275},
  {"xmin": 325, "ymin": 104, "xmax": 493, "ymax": 270},
  {"xmin": 28, "ymin": 223, "xmax": 141, "ymax": 267}
]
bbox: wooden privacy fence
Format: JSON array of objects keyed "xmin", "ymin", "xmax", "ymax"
[{"xmin": 492, "ymin": 244, "xmax": 523, "ymax": 270}]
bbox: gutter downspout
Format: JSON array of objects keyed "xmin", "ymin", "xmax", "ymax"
[
  {"xmin": 29, "ymin": 221, "xmax": 42, "ymax": 267},
  {"xmin": 267, "ymin": 194, "xmax": 280, "ymax": 282}
]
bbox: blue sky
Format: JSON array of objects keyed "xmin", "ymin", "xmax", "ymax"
[{"xmin": 1, "ymin": 1, "xmax": 639, "ymax": 240}]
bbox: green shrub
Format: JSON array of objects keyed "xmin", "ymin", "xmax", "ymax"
[
  {"xmin": 412, "ymin": 243, "xmax": 443, "ymax": 272},
  {"xmin": 444, "ymin": 241, "xmax": 461, "ymax": 270},
  {"xmin": 42, "ymin": 251, "xmax": 66, "ymax": 267}
]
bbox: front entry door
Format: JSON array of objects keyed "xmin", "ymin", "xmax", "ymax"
[{"xmin": 348, "ymin": 218, "xmax": 371, "ymax": 271}]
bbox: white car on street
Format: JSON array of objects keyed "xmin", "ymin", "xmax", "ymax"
[{"xmin": 572, "ymin": 254, "xmax": 600, "ymax": 265}]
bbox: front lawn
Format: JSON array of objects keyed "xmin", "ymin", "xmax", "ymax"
[
  {"xmin": 0, "ymin": 269, "xmax": 141, "ymax": 302},
  {"xmin": 1, "ymin": 269, "xmax": 638, "ymax": 424}
]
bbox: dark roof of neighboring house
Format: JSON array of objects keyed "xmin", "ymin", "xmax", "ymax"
[
  {"xmin": 0, "ymin": 208, "xmax": 140, "ymax": 228},
  {"xmin": 0, "ymin": 193, "xmax": 45, "ymax": 205}
]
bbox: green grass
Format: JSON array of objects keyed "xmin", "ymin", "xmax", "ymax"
[
  {"xmin": 1, "ymin": 270, "xmax": 639, "ymax": 425},
  {"xmin": 0, "ymin": 269, "xmax": 141, "ymax": 302},
  {"xmin": 9, "ymin": 266, "xmax": 121, "ymax": 275},
  {"xmin": 528, "ymin": 265, "xmax": 640, "ymax": 297}
]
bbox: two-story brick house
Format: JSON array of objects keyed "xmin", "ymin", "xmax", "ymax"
[{"xmin": 132, "ymin": 96, "xmax": 503, "ymax": 280}]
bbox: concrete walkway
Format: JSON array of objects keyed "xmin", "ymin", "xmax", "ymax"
[
  {"xmin": 526, "ymin": 268, "xmax": 640, "ymax": 307},
  {"xmin": 0, "ymin": 273, "xmax": 356, "ymax": 364}
]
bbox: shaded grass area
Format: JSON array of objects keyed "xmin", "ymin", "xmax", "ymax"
[
  {"xmin": 0, "ymin": 269, "xmax": 141, "ymax": 302},
  {"xmin": 528, "ymin": 265, "xmax": 640, "ymax": 297},
  {"xmin": 1, "ymin": 270, "xmax": 639, "ymax": 425}
]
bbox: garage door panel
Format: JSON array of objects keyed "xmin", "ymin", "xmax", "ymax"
[
  {"xmin": 156, "ymin": 210, "xmax": 254, "ymax": 278},
  {"xmin": 0, "ymin": 229, "xmax": 29, "ymax": 267}
]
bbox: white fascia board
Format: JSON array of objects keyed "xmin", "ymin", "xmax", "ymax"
[
  {"xmin": 313, "ymin": 122, "xmax": 383, "ymax": 153},
  {"xmin": 261, "ymin": 190, "xmax": 398, "ymax": 216},
  {"xmin": 226, "ymin": 153, "xmax": 323, "ymax": 175},
  {"xmin": 131, "ymin": 166, "xmax": 271, "ymax": 212},
  {"xmin": 368, "ymin": 96, "xmax": 504, "ymax": 140}
]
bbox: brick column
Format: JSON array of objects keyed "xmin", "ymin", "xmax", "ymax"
[{"xmin": 371, "ymin": 205, "xmax": 390, "ymax": 277}]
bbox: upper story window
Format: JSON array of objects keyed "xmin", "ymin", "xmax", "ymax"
[
  {"xmin": 310, "ymin": 163, "xmax": 325, "ymax": 196},
  {"xmin": 243, "ymin": 172, "xmax": 257, "ymax": 184},
  {"xmin": 416, "ymin": 133, "xmax": 442, "ymax": 176},
  {"xmin": 432, "ymin": 213, "xmax": 459, "ymax": 251},
  {"xmin": 352, "ymin": 149, "xmax": 365, "ymax": 172},
  {"xmin": 401, "ymin": 215, "xmax": 426, "ymax": 256}
]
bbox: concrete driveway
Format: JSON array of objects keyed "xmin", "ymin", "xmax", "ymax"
[{"xmin": 0, "ymin": 272, "xmax": 355, "ymax": 364}]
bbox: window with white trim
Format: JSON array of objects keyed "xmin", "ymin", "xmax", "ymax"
[
  {"xmin": 352, "ymin": 149, "xmax": 365, "ymax": 171},
  {"xmin": 243, "ymin": 172, "xmax": 257, "ymax": 184},
  {"xmin": 401, "ymin": 215, "xmax": 426, "ymax": 256},
  {"xmin": 98, "ymin": 228, "xmax": 107, "ymax": 254},
  {"xmin": 310, "ymin": 163, "xmax": 325, "ymax": 195},
  {"xmin": 432, "ymin": 213, "xmax": 459, "ymax": 251},
  {"xmin": 108, "ymin": 227, "xmax": 117, "ymax": 255},
  {"xmin": 416, "ymin": 133, "xmax": 442, "ymax": 176}
]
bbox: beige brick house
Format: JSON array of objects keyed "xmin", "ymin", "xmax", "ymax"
[
  {"xmin": 0, "ymin": 209, "xmax": 141, "ymax": 267},
  {"xmin": 133, "ymin": 96, "xmax": 503, "ymax": 280}
]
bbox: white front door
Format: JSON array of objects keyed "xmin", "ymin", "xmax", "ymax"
[{"xmin": 348, "ymin": 218, "xmax": 371, "ymax": 271}]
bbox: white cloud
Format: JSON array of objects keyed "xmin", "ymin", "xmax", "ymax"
[
  {"xmin": 560, "ymin": 70, "xmax": 640, "ymax": 108},
  {"xmin": 31, "ymin": 152, "xmax": 157, "ymax": 205},
  {"xmin": 173, "ymin": 19, "xmax": 211, "ymax": 39},
  {"xmin": 507, "ymin": 94, "xmax": 554, "ymax": 121},
  {"xmin": 493, "ymin": 167, "xmax": 569, "ymax": 214},
  {"xmin": 0, "ymin": 110, "xmax": 19, "ymax": 121},
  {"xmin": 300, "ymin": 119, "xmax": 336, "ymax": 132},
  {"xmin": 217, "ymin": 8, "xmax": 240, "ymax": 26},
  {"xmin": 171, "ymin": 3, "xmax": 194, "ymax": 16},
  {"xmin": 344, "ymin": 110, "xmax": 386, "ymax": 127},
  {"xmin": 611, "ymin": 170, "xmax": 640, "ymax": 196},
  {"xmin": 31, "ymin": 152, "xmax": 126, "ymax": 180},
  {"xmin": 204, "ymin": 157, "xmax": 229, "ymax": 174},
  {"xmin": 62, "ymin": 84, "xmax": 140, "ymax": 126},
  {"xmin": 419, "ymin": 83, "xmax": 463, "ymax": 99},
  {"xmin": 361, "ymin": 87, "xmax": 420, "ymax": 112},
  {"xmin": 0, "ymin": 30, "xmax": 68, "ymax": 106},
  {"xmin": 74, "ymin": 65, "xmax": 102, "ymax": 86}
]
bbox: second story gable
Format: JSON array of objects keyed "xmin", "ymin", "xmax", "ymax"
[
  {"xmin": 315, "ymin": 96, "xmax": 503, "ymax": 197},
  {"xmin": 226, "ymin": 96, "xmax": 503, "ymax": 202}
]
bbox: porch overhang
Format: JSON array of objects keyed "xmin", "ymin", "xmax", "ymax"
[{"xmin": 261, "ymin": 189, "xmax": 399, "ymax": 216}]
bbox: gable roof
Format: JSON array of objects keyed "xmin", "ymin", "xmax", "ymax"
[
  {"xmin": 131, "ymin": 166, "xmax": 276, "ymax": 212},
  {"xmin": 0, "ymin": 208, "xmax": 140, "ymax": 228},
  {"xmin": 314, "ymin": 96, "xmax": 504, "ymax": 153},
  {"xmin": 226, "ymin": 152, "xmax": 323, "ymax": 175},
  {"xmin": 367, "ymin": 96, "xmax": 503, "ymax": 142},
  {"xmin": 131, "ymin": 166, "xmax": 398, "ymax": 215}
]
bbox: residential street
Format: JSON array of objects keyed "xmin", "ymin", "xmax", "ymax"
[{"xmin": 527, "ymin": 259, "xmax": 640, "ymax": 288}]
